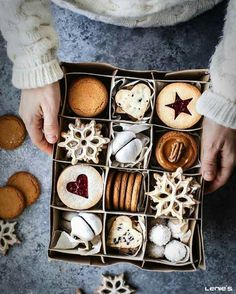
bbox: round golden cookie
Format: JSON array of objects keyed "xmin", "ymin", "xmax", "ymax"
[
  {"xmin": 0, "ymin": 186, "xmax": 25, "ymax": 219},
  {"xmin": 130, "ymin": 173, "xmax": 143, "ymax": 213},
  {"xmin": 68, "ymin": 77, "xmax": 108, "ymax": 117},
  {"xmin": 156, "ymin": 83, "xmax": 202, "ymax": 129},
  {"xmin": 155, "ymin": 131, "xmax": 198, "ymax": 171},
  {"xmin": 125, "ymin": 173, "xmax": 135, "ymax": 211},
  {"xmin": 105, "ymin": 171, "xmax": 116, "ymax": 210},
  {"xmin": 0, "ymin": 115, "xmax": 26, "ymax": 150},
  {"xmin": 119, "ymin": 172, "xmax": 129, "ymax": 211},
  {"xmin": 7, "ymin": 172, "xmax": 41, "ymax": 206},
  {"xmin": 113, "ymin": 172, "xmax": 122, "ymax": 210}
]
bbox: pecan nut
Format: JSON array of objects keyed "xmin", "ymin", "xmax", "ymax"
[{"xmin": 168, "ymin": 142, "xmax": 184, "ymax": 162}]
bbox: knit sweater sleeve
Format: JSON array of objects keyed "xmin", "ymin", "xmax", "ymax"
[
  {"xmin": 196, "ymin": 0, "xmax": 236, "ymax": 129},
  {"xmin": 0, "ymin": 0, "xmax": 63, "ymax": 89}
]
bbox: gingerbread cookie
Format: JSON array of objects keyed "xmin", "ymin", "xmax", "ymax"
[
  {"xmin": 57, "ymin": 165, "xmax": 103, "ymax": 210},
  {"xmin": 68, "ymin": 77, "xmax": 108, "ymax": 117},
  {"xmin": 0, "ymin": 186, "xmax": 25, "ymax": 219},
  {"xmin": 156, "ymin": 83, "xmax": 202, "ymax": 129},
  {"xmin": 0, "ymin": 115, "xmax": 26, "ymax": 150},
  {"xmin": 115, "ymin": 83, "xmax": 151, "ymax": 120},
  {"xmin": 125, "ymin": 173, "xmax": 135, "ymax": 211},
  {"xmin": 113, "ymin": 172, "xmax": 122, "ymax": 210},
  {"xmin": 119, "ymin": 172, "xmax": 129, "ymax": 210},
  {"xmin": 130, "ymin": 173, "xmax": 142, "ymax": 212},
  {"xmin": 155, "ymin": 131, "xmax": 198, "ymax": 171},
  {"xmin": 7, "ymin": 171, "xmax": 41, "ymax": 206},
  {"xmin": 105, "ymin": 171, "xmax": 116, "ymax": 210}
]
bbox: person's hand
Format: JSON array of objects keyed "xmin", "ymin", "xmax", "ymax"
[
  {"xmin": 201, "ymin": 117, "xmax": 236, "ymax": 194},
  {"xmin": 19, "ymin": 82, "xmax": 61, "ymax": 155}
]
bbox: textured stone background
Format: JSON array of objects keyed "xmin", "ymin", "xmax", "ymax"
[{"xmin": 0, "ymin": 1, "xmax": 236, "ymax": 293}]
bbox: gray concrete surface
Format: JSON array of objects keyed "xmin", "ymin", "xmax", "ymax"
[{"xmin": 0, "ymin": 1, "xmax": 236, "ymax": 293}]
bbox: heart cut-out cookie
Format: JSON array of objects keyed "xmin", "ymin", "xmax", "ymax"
[
  {"xmin": 57, "ymin": 165, "xmax": 103, "ymax": 209},
  {"xmin": 107, "ymin": 216, "xmax": 143, "ymax": 254},
  {"xmin": 115, "ymin": 83, "xmax": 151, "ymax": 120}
]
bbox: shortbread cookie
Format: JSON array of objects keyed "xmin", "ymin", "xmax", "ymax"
[
  {"xmin": 69, "ymin": 77, "xmax": 108, "ymax": 117},
  {"xmin": 130, "ymin": 173, "xmax": 142, "ymax": 212},
  {"xmin": 115, "ymin": 83, "xmax": 151, "ymax": 120},
  {"xmin": 57, "ymin": 165, "xmax": 103, "ymax": 210},
  {"xmin": 107, "ymin": 216, "xmax": 143, "ymax": 253},
  {"xmin": 7, "ymin": 171, "xmax": 41, "ymax": 206},
  {"xmin": 119, "ymin": 172, "xmax": 129, "ymax": 210},
  {"xmin": 0, "ymin": 186, "xmax": 25, "ymax": 219},
  {"xmin": 125, "ymin": 173, "xmax": 135, "ymax": 211},
  {"xmin": 105, "ymin": 171, "xmax": 116, "ymax": 210},
  {"xmin": 0, "ymin": 115, "xmax": 26, "ymax": 150},
  {"xmin": 156, "ymin": 83, "xmax": 202, "ymax": 129},
  {"xmin": 113, "ymin": 172, "xmax": 122, "ymax": 210},
  {"xmin": 155, "ymin": 131, "xmax": 198, "ymax": 171}
]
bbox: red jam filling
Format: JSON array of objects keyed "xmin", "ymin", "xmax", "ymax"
[
  {"xmin": 66, "ymin": 174, "xmax": 88, "ymax": 198},
  {"xmin": 166, "ymin": 92, "xmax": 193, "ymax": 119}
]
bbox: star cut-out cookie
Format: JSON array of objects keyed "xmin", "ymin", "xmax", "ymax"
[
  {"xmin": 165, "ymin": 92, "xmax": 193, "ymax": 119},
  {"xmin": 58, "ymin": 119, "xmax": 110, "ymax": 165},
  {"xmin": 0, "ymin": 220, "xmax": 20, "ymax": 255},
  {"xmin": 95, "ymin": 273, "xmax": 135, "ymax": 294}
]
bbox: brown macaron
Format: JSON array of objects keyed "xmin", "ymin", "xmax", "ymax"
[
  {"xmin": 125, "ymin": 173, "xmax": 136, "ymax": 211},
  {"xmin": 0, "ymin": 186, "xmax": 25, "ymax": 219},
  {"xmin": 155, "ymin": 131, "xmax": 198, "ymax": 171},
  {"xmin": 7, "ymin": 172, "xmax": 41, "ymax": 206},
  {"xmin": 0, "ymin": 115, "xmax": 26, "ymax": 150},
  {"xmin": 130, "ymin": 173, "xmax": 143, "ymax": 213},
  {"xmin": 68, "ymin": 77, "xmax": 108, "ymax": 117}
]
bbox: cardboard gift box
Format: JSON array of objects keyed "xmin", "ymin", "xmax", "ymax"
[{"xmin": 48, "ymin": 62, "xmax": 209, "ymax": 272}]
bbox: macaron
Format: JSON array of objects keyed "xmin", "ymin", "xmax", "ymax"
[{"xmin": 68, "ymin": 77, "xmax": 108, "ymax": 117}]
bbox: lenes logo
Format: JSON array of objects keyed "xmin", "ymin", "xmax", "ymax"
[{"xmin": 205, "ymin": 286, "xmax": 233, "ymax": 292}]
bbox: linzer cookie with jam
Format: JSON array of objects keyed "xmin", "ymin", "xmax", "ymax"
[
  {"xmin": 155, "ymin": 131, "xmax": 198, "ymax": 171},
  {"xmin": 57, "ymin": 165, "xmax": 103, "ymax": 209},
  {"xmin": 156, "ymin": 83, "xmax": 202, "ymax": 129}
]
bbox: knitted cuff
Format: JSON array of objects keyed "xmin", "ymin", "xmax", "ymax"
[
  {"xmin": 12, "ymin": 59, "xmax": 63, "ymax": 89},
  {"xmin": 196, "ymin": 89, "xmax": 236, "ymax": 129}
]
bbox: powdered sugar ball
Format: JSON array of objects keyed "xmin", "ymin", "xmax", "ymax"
[
  {"xmin": 146, "ymin": 243, "xmax": 165, "ymax": 258},
  {"xmin": 149, "ymin": 224, "xmax": 171, "ymax": 246},
  {"xmin": 164, "ymin": 240, "xmax": 188, "ymax": 262}
]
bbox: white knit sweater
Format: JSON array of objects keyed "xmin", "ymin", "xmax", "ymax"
[{"xmin": 0, "ymin": 0, "xmax": 236, "ymax": 129}]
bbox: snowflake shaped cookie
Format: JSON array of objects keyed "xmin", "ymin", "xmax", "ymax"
[
  {"xmin": 0, "ymin": 220, "xmax": 20, "ymax": 255},
  {"xmin": 95, "ymin": 273, "xmax": 135, "ymax": 294},
  {"xmin": 146, "ymin": 168, "xmax": 201, "ymax": 219},
  {"xmin": 58, "ymin": 119, "xmax": 110, "ymax": 165}
]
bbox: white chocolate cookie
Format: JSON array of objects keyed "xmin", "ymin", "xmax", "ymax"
[{"xmin": 115, "ymin": 83, "xmax": 151, "ymax": 120}]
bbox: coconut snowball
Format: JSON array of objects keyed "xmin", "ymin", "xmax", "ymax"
[
  {"xmin": 167, "ymin": 219, "xmax": 191, "ymax": 243},
  {"xmin": 149, "ymin": 224, "xmax": 171, "ymax": 246},
  {"xmin": 146, "ymin": 243, "xmax": 165, "ymax": 258},
  {"xmin": 164, "ymin": 240, "xmax": 189, "ymax": 263}
]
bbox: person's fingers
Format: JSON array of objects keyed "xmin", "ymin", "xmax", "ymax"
[
  {"xmin": 204, "ymin": 164, "xmax": 234, "ymax": 194},
  {"xmin": 42, "ymin": 109, "xmax": 59, "ymax": 144},
  {"xmin": 201, "ymin": 145, "xmax": 218, "ymax": 181},
  {"xmin": 26, "ymin": 118, "xmax": 53, "ymax": 155}
]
